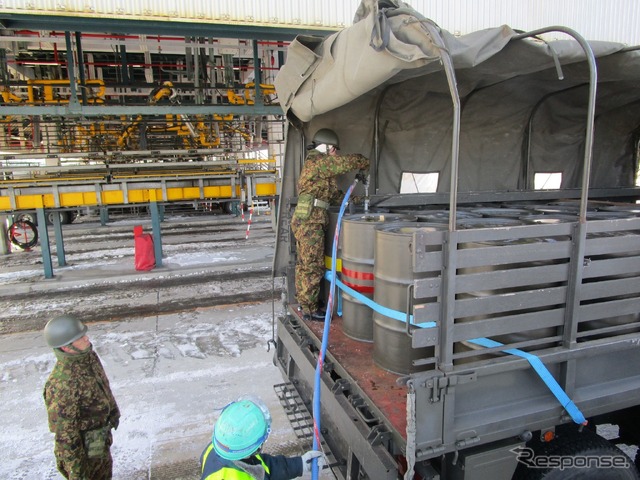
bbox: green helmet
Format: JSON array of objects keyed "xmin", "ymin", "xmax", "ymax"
[
  {"xmin": 213, "ymin": 396, "xmax": 272, "ymax": 461},
  {"xmin": 313, "ymin": 128, "xmax": 339, "ymax": 148},
  {"xmin": 44, "ymin": 314, "xmax": 88, "ymax": 348}
]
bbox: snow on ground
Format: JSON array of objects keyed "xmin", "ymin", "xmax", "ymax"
[
  {"xmin": 0, "ymin": 214, "xmax": 332, "ymax": 479},
  {"xmin": 0, "ymin": 301, "xmax": 328, "ymax": 480}
]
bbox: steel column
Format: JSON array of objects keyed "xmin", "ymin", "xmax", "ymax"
[
  {"xmin": 0, "ymin": 216, "xmax": 8, "ymax": 255},
  {"xmin": 149, "ymin": 200, "xmax": 163, "ymax": 268},
  {"xmin": 51, "ymin": 212, "xmax": 67, "ymax": 267},
  {"xmin": 36, "ymin": 207, "xmax": 54, "ymax": 279}
]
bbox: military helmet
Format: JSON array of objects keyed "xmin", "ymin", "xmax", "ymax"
[
  {"xmin": 312, "ymin": 128, "xmax": 339, "ymax": 148},
  {"xmin": 44, "ymin": 314, "xmax": 88, "ymax": 348},
  {"xmin": 213, "ymin": 396, "xmax": 272, "ymax": 461}
]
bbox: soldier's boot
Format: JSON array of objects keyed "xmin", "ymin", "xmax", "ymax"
[{"xmin": 303, "ymin": 310, "xmax": 326, "ymax": 322}]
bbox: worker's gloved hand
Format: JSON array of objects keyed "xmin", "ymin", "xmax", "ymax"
[
  {"xmin": 355, "ymin": 170, "xmax": 368, "ymax": 186},
  {"xmin": 301, "ymin": 450, "xmax": 326, "ymax": 474}
]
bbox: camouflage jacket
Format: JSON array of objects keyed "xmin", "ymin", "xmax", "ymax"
[
  {"xmin": 43, "ymin": 346, "xmax": 120, "ymax": 479},
  {"xmin": 296, "ymin": 149, "xmax": 369, "ymax": 224}
]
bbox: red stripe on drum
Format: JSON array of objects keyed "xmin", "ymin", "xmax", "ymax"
[
  {"xmin": 342, "ymin": 279, "xmax": 374, "ymax": 294},
  {"xmin": 341, "ymin": 266, "xmax": 374, "ymax": 281}
]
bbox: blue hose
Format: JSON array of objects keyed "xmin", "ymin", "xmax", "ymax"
[{"xmin": 311, "ymin": 181, "xmax": 356, "ymax": 479}]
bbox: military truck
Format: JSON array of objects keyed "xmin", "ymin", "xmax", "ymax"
[{"xmin": 271, "ymin": 1, "xmax": 640, "ymax": 478}]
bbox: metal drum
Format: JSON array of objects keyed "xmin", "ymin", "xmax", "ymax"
[
  {"xmin": 389, "ymin": 206, "xmax": 442, "ymax": 215},
  {"xmin": 527, "ymin": 209, "xmax": 628, "ymax": 221},
  {"xmin": 454, "ymin": 217, "xmax": 564, "ymax": 364},
  {"xmin": 341, "ymin": 213, "xmax": 416, "ymax": 341},
  {"xmin": 324, "ymin": 207, "xmax": 343, "ymax": 261},
  {"xmin": 586, "ymin": 211, "xmax": 630, "ymax": 220},
  {"xmin": 520, "ymin": 209, "xmax": 639, "ymax": 341},
  {"xmin": 456, "ymin": 217, "xmax": 523, "ymax": 229},
  {"xmin": 548, "ymin": 200, "xmax": 605, "ymax": 212},
  {"xmin": 579, "ymin": 212, "xmax": 640, "ymax": 339},
  {"xmin": 373, "ymin": 222, "xmax": 445, "ymax": 374},
  {"xmin": 499, "ymin": 201, "xmax": 541, "ymax": 211},
  {"xmin": 470, "ymin": 207, "xmax": 532, "ymax": 218},
  {"xmin": 600, "ymin": 204, "xmax": 640, "ymax": 216},
  {"xmin": 320, "ymin": 208, "xmax": 343, "ymax": 314},
  {"xmin": 323, "ymin": 207, "xmax": 387, "ymax": 314},
  {"xmin": 414, "ymin": 209, "xmax": 482, "ymax": 223},
  {"xmin": 323, "ymin": 206, "xmax": 366, "ymax": 312},
  {"xmin": 519, "ymin": 214, "xmax": 576, "ymax": 225},
  {"xmin": 324, "ymin": 206, "xmax": 384, "ymax": 261},
  {"xmin": 530, "ymin": 203, "xmax": 591, "ymax": 216}
]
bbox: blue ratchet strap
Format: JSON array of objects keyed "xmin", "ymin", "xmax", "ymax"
[
  {"xmin": 325, "ymin": 270, "xmax": 586, "ymax": 425},
  {"xmin": 468, "ymin": 337, "xmax": 586, "ymax": 425},
  {"xmin": 324, "ymin": 270, "xmax": 436, "ymax": 328}
]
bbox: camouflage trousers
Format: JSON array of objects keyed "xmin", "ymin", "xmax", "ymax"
[
  {"xmin": 291, "ymin": 217, "xmax": 326, "ymax": 314},
  {"xmin": 57, "ymin": 452, "xmax": 113, "ymax": 480},
  {"xmin": 56, "ymin": 430, "xmax": 113, "ymax": 480}
]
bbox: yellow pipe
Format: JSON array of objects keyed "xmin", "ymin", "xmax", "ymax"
[
  {"xmin": 0, "ymin": 183, "xmax": 277, "ymax": 211},
  {"xmin": 243, "ymin": 169, "xmax": 278, "ymax": 174},
  {"xmin": 111, "ymin": 171, "xmax": 237, "ymax": 180},
  {"xmin": 0, "ymin": 170, "xmax": 276, "ymax": 186},
  {"xmin": 237, "ymin": 158, "xmax": 277, "ymax": 164},
  {"xmin": 0, "ymin": 175, "xmax": 105, "ymax": 185}
]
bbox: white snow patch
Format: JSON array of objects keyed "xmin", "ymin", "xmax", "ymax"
[
  {"xmin": 0, "ymin": 303, "xmax": 296, "ymax": 480},
  {"xmin": 164, "ymin": 251, "xmax": 239, "ymax": 266}
]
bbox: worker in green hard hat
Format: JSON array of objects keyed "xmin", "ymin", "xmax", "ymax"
[
  {"xmin": 43, "ymin": 314, "xmax": 120, "ymax": 480},
  {"xmin": 200, "ymin": 395, "xmax": 326, "ymax": 479}
]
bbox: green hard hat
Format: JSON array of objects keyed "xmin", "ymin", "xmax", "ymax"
[
  {"xmin": 313, "ymin": 128, "xmax": 339, "ymax": 148},
  {"xmin": 44, "ymin": 314, "xmax": 88, "ymax": 348},
  {"xmin": 213, "ymin": 396, "xmax": 272, "ymax": 461}
]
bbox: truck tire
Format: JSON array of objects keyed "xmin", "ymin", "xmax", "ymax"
[
  {"xmin": 46, "ymin": 211, "xmax": 71, "ymax": 225},
  {"xmin": 513, "ymin": 427, "xmax": 639, "ymax": 480},
  {"xmin": 16, "ymin": 212, "xmax": 37, "ymax": 225},
  {"xmin": 224, "ymin": 201, "xmax": 242, "ymax": 215},
  {"xmin": 9, "ymin": 220, "xmax": 38, "ymax": 249},
  {"xmin": 223, "ymin": 201, "xmax": 234, "ymax": 214}
]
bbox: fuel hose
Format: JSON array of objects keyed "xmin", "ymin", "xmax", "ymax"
[{"xmin": 311, "ymin": 179, "xmax": 357, "ymax": 479}]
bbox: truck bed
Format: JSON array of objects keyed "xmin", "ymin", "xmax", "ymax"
[
  {"xmin": 277, "ymin": 216, "xmax": 640, "ymax": 476},
  {"xmin": 301, "ymin": 312, "xmax": 409, "ymax": 437}
]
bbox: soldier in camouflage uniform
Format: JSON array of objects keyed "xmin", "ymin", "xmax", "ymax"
[
  {"xmin": 291, "ymin": 129, "xmax": 369, "ymax": 320},
  {"xmin": 43, "ymin": 314, "xmax": 120, "ymax": 480}
]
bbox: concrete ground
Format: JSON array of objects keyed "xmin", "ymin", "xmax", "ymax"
[{"xmin": 0, "ymin": 213, "xmax": 334, "ymax": 480}]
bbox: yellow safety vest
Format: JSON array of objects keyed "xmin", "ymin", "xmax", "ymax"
[{"xmin": 201, "ymin": 444, "xmax": 270, "ymax": 480}]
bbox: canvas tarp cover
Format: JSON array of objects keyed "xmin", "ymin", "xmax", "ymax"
[{"xmin": 274, "ymin": 0, "xmax": 640, "ymax": 193}]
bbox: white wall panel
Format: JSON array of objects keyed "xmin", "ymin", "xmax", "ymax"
[
  {"xmin": 411, "ymin": 0, "xmax": 640, "ymax": 45},
  {"xmin": 0, "ymin": 0, "xmax": 638, "ymax": 45},
  {"xmin": 0, "ymin": 0, "xmax": 360, "ymax": 30}
]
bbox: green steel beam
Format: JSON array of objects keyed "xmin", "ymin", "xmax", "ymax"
[
  {"xmin": 36, "ymin": 207, "xmax": 54, "ymax": 279},
  {"xmin": 0, "ymin": 104, "xmax": 284, "ymax": 116}
]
